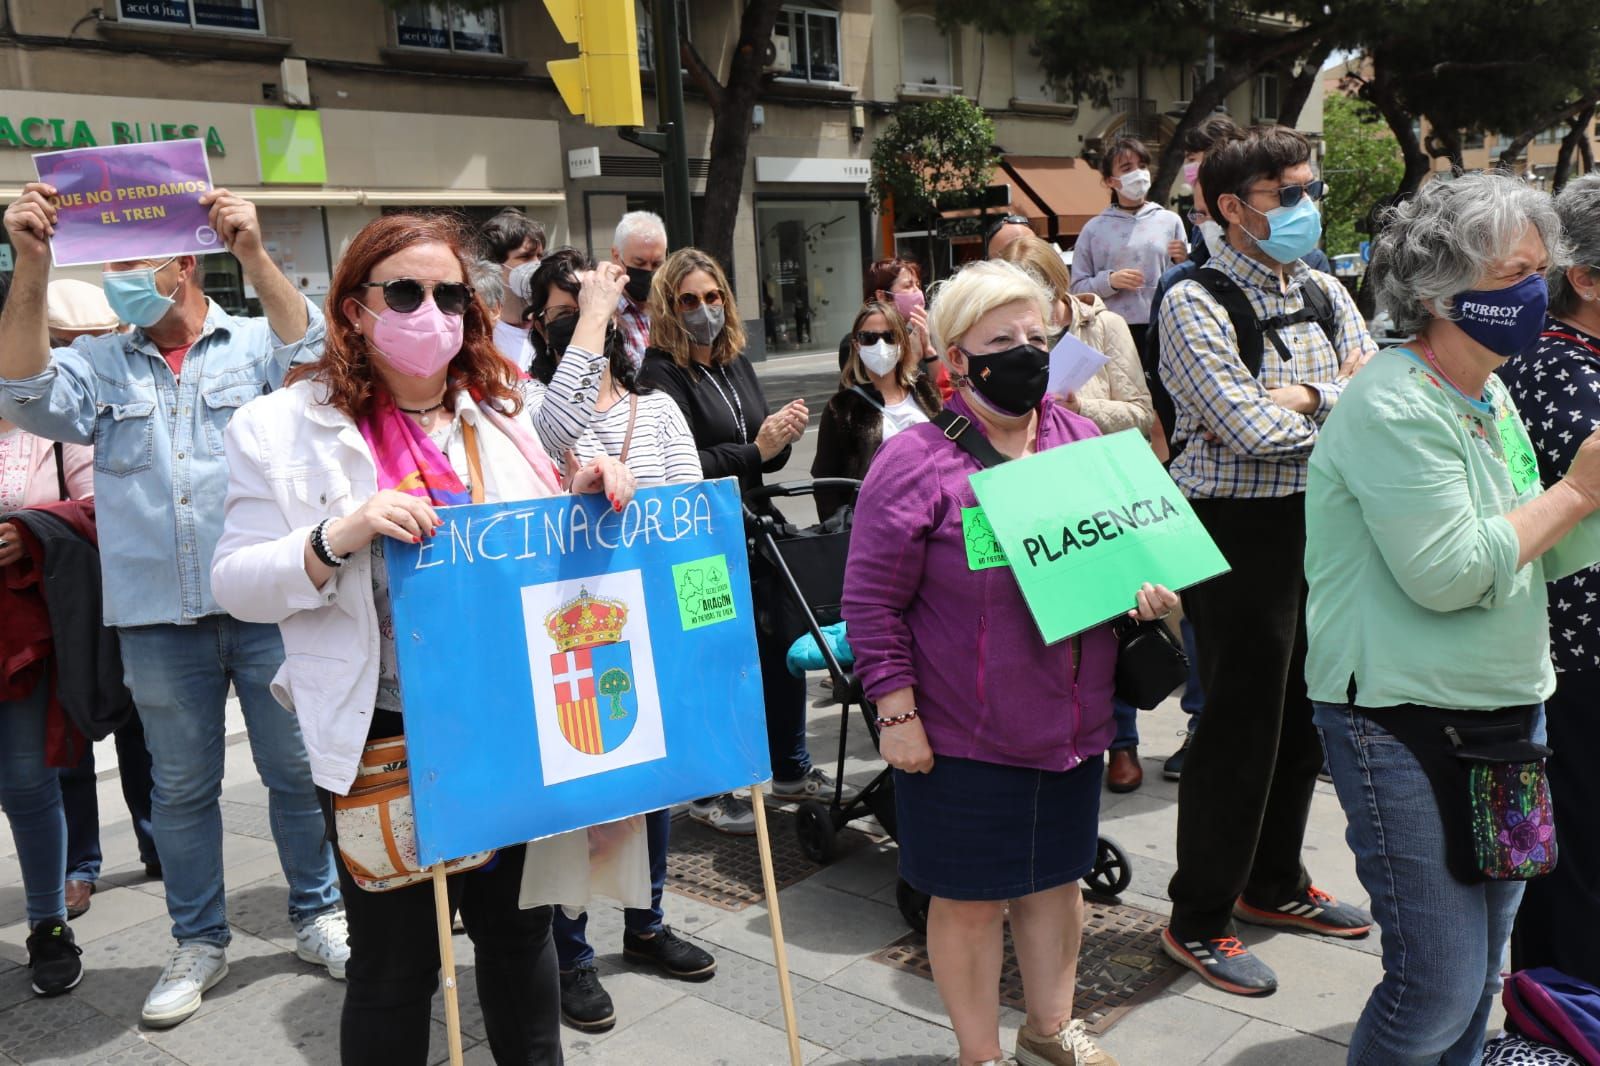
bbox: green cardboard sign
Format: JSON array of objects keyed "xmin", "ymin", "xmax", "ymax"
[
  {"xmin": 253, "ymin": 107, "xmax": 327, "ymax": 184},
  {"xmin": 961, "ymin": 506, "xmax": 1008, "ymax": 570},
  {"xmin": 969, "ymin": 429, "xmax": 1230, "ymax": 643},
  {"xmin": 672, "ymin": 554, "xmax": 738, "ymax": 631}
]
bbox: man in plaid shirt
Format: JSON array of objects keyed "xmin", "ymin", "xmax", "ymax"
[
  {"xmin": 610, "ymin": 210, "xmax": 668, "ymax": 368},
  {"xmin": 1156, "ymin": 126, "xmax": 1377, "ymax": 996}
]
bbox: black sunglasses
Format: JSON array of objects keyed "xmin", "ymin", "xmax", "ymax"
[
  {"xmin": 983, "ymin": 214, "xmax": 1031, "ymax": 242},
  {"xmin": 359, "ymin": 278, "xmax": 473, "ymax": 315},
  {"xmin": 1247, "ymin": 180, "xmax": 1327, "ymax": 209},
  {"xmin": 855, "ymin": 330, "xmax": 895, "ymax": 346}
]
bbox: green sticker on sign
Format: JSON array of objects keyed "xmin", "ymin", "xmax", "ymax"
[
  {"xmin": 672, "ymin": 554, "xmax": 738, "ymax": 630},
  {"xmin": 1496, "ymin": 410, "xmax": 1540, "ymax": 494},
  {"xmin": 962, "ymin": 506, "xmax": 1008, "ymax": 570}
]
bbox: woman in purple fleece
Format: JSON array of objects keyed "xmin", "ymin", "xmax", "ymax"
[{"xmin": 842, "ymin": 260, "xmax": 1177, "ymax": 1066}]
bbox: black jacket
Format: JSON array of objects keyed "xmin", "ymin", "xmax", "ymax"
[
  {"xmin": 639, "ymin": 347, "xmax": 793, "ymax": 503},
  {"xmin": 8, "ymin": 506, "xmax": 133, "ymax": 742},
  {"xmin": 810, "ymin": 376, "xmax": 942, "ymax": 521}
]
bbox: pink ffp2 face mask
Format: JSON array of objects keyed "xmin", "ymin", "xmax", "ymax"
[
  {"xmin": 890, "ymin": 289, "xmax": 925, "ymax": 321},
  {"xmin": 359, "ymin": 300, "xmax": 465, "ymax": 379}
]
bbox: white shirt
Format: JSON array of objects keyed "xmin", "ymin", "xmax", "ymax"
[
  {"xmin": 879, "ymin": 393, "xmax": 930, "ymax": 441},
  {"xmin": 494, "ymin": 319, "xmax": 531, "ymax": 370}
]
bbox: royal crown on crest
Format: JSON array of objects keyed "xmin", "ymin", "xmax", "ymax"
[{"xmin": 544, "ymin": 587, "xmax": 629, "ymax": 653}]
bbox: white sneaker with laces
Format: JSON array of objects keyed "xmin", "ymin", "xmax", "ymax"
[
  {"xmin": 141, "ymin": 942, "xmax": 228, "ymax": 1028},
  {"xmin": 688, "ymin": 795, "xmax": 757, "ymax": 836},
  {"xmin": 296, "ymin": 909, "xmax": 350, "ymax": 980}
]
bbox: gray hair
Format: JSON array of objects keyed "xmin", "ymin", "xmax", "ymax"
[
  {"xmin": 469, "ymin": 258, "xmax": 505, "ymax": 315},
  {"xmin": 612, "ymin": 210, "xmax": 666, "ymax": 253},
  {"xmin": 1551, "ymin": 173, "xmax": 1600, "ymax": 316},
  {"xmin": 1370, "ymin": 171, "xmax": 1565, "ymax": 335}
]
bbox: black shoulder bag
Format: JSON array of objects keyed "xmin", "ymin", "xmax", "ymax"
[{"xmin": 931, "ymin": 411, "xmax": 1188, "ymax": 709}]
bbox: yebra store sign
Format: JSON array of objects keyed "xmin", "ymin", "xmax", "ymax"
[
  {"xmin": 0, "ymin": 116, "xmax": 226, "ymax": 155},
  {"xmin": 754, "ymin": 157, "xmax": 871, "ymax": 184}
]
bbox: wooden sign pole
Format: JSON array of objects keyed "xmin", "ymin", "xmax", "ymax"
[
  {"xmin": 750, "ymin": 783, "xmax": 803, "ymax": 1066},
  {"xmin": 432, "ymin": 864, "xmax": 466, "ymax": 1066}
]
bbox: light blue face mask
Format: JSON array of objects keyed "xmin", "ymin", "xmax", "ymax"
[
  {"xmin": 1241, "ymin": 196, "xmax": 1323, "ymax": 265},
  {"xmin": 103, "ymin": 257, "xmax": 179, "ymax": 327}
]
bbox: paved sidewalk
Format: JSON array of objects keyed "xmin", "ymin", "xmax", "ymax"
[{"xmin": 0, "ymin": 692, "xmax": 1444, "ymax": 1065}]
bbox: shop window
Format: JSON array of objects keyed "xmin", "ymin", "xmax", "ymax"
[
  {"xmin": 772, "ymin": 7, "xmax": 842, "ymax": 85},
  {"xmin": 755, "ymin": 199, "xmax": 865, "ymax": 354},
  {"xmin": 900, "ymin": 14, "xmax": 955, "ymax": 94},
  {"xmin": 1536, "ymin": 125, "xmax": 1564, "ymax": 145},
  {"xmin": 1464, "ymin": 130, "xmax": 1486, "ymax": 149},
  {"xmin": 1253, "ymin": 72, "xmax": 1279, "ymax": 123},
  {"xmin": 1012, "ymin": 37, "xmax": 1068, "ymax": 105},
  {"xmin": 117, "ymin": 0, "xmax": 263, "ymax": 33},
  {"xmin": 394, "ymin": 2, "xmax": 503, "ymax": 55},
  {"xmin": 637, "ymin": 0, "xmax": 691, "ymax": 72}
]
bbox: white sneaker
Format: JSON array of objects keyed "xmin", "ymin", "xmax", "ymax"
[
  {"xmin": 141, "ymin": 943, "xmax": 228, "ymax": 1029},
  {"xmin": 295, "ymin": 910, "xmax": 350, "ymax": 980},
  {"xmin": 688, "ymin": 795, "xmax": 757, "ymax": 836}
]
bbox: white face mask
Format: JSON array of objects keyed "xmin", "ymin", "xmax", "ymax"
[
  {"xmin": 1118, "ymin": 168, "xmax": 1152, "ymax": 202},
  {"xmin": 859, "ymin": 341, "xmax": 900, "ymax": 377},
  {"xmin": 1199, "ymin": 219, "xmax": 1226, "ymax": 258}
]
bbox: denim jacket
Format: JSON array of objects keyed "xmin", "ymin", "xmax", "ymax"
[{"xmin": 0, "ymin": 296, "xmax": 325, "ymax": 627}]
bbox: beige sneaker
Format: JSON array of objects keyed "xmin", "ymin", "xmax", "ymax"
[{"xmin": 1016, "ymin": 1019, "xmax": 1118, "ymax": 1066}]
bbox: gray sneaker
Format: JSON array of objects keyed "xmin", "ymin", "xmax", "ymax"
[
  {"xmin": 141, "ymin": 942, "xmax": 228, "ymax": 1028},
  {"xmin": 688, "ymin": 795, "xmax": 757, "ymax": 835},
  {"xmin": 769, "ymin": 767, "xmax": 841, "ymax": 799}
]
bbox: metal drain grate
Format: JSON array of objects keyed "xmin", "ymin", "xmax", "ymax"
[
  {"xmin": 872, "ymin": 900, "xmax": 1184, "ymax": 1034},
  {"xmin": 666, "ymin": 806, "xmax": 874, "ymax": 910}
]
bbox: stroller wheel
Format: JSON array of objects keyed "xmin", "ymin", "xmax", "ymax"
[
  {"xmin": 1081, "ymin": 835, "xmax": 1133, "ymax": 899},
  {"xmin": 795, "ymin": 800, "xmax": 838, "ymax": 864},
  {"xmin": 896, "ymin": 878, "xmax": 931, "ymax": 935}
]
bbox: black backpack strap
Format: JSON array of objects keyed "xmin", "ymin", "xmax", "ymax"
[
  {"xmin": 53, "ymin": 441, "xmax": 68, "ymax": 501},
  {"xmin": 1192, "ymin": 268, "xmax": 1266, "ymax": 376},
  {"xmin": 932, "ymin": 409, "xmax": 1009, "ymax": 469}
]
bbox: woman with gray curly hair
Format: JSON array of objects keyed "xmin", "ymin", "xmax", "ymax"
[
  {"xmin": 1304, "ymin": 170, "xmax": 1600, "ymax": 1065},
  {"xmin": 1501, "ymin": 172, "xmax": 1600, "ymax": 986}
]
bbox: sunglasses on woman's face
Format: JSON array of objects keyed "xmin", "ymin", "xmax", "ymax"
[
  {"xmin": 358, "ymin": 278, "xmax": 473, "ymax": 315},
  {"xmin": 676, "ymin": 289, "xmax": 723, "ymax": 312},
  {"xmin": 856, "ymin": 330, "xmax": 895, "ymax": 346}
]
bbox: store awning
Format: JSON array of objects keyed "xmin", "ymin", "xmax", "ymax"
[{"xmin": 997, "ymin": 156, "xmax": 1110, "ymax": 239}]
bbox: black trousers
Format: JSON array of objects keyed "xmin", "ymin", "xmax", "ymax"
[
  {"xmin": 1512, "ymin": 667, "xmax": 1600, "ymax": 985},
  {"xmin": 320, "ymin": 787, "xmax": 562, "ymax": 1066},
  {"xmin": 1167, "ymin": 493, "xmax": 1322, "ymax": 938}
]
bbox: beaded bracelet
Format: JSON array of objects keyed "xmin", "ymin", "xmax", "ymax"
[
  {"xmin": 310, "ymin": 519, "xmax": 348, "ymax": 568},
  {"xmin": 875, "ymin": 709, "xmax": 919, "ymax": 729}
]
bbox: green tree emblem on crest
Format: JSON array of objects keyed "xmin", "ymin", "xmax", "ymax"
[{"xmin": 598, "ymin": 668, "xmax": 633, "ymax": 720}]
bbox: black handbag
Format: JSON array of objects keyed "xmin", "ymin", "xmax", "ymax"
[
  {"xmin": 931, "ymin": 411, "xmax": 1188, "ymax": 709},
  {"xmin": 1111, "ymin": 616, "xmax": 1189, "ymax": 710}
]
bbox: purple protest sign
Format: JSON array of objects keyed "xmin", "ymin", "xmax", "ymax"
[{"xmin": 33, "ymin": 139, "xmax": 220, "ymax": 268}]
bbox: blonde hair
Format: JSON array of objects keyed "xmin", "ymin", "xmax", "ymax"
[
  {"xmin": 927, "ymin": 259, "xmax": 1054, "ymax": 356},
  {"xmin": 995, "ymin": 235, "xmax": 1072, "ymax": 303},
  {"xmin": 647, "ymin": 248, "xmax": 748, "ymax": 368},
  {"xmin": 841, "ymin": 299, "xmax": 919, "ymax": 390}
]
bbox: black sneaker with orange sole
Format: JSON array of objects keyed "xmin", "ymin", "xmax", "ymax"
[
  {"xmin": 1233, "ymin": 885, "xmax": 1373, "ymax": 939},
  {"xmin": 1160, "ymin": 929, "xmax": 1278, "ymax": 996}
]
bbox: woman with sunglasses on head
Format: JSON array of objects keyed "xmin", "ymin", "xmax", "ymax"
[
  {"xmin": 639, "ymin": 248, "xmax": 830, "ymax": 824},
  {"xmin": 813, "ymin": 300, "xmax": 941, "ymax": 522},
  {"xmin": 1071, "ymin": 137, "xmax": 1188, "ymax": 352},
  {"xmin": 836, "ymin": 258, "xmax": 950, "ymax": 401},
  {"xmin": 211, "ymin": 213, "xmax": 635, "ymax": 1066}
]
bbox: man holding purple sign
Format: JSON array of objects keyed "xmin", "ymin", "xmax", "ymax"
[{"xmin": 0, "ymin": 179, "xmax": 346, "ymax": 1029}]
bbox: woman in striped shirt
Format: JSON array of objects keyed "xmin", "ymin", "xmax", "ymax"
[{"xmin": 521, "ymin": 248, "xmax": 701, "ymax": 487}]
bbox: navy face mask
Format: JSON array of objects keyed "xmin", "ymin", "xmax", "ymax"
[{"xmin": 1451, "ymin": 273, "xmax": 1549, "ymax": 358}]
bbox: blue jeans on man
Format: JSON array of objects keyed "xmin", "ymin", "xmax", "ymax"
[
  {"xmin": 553, "ymin": 807, "xmax": 670, "ymax": 969},
  {"xmin": 117, "ymin": 616, "xmax": 339, "ymax": 945},
  {"xmin": 1314, "ymin": 701, "xmax": 1529, "ymax": 1065},
  {"xmin": 0, "ymin": 679, "xmax": 68, "ymax": 927}
]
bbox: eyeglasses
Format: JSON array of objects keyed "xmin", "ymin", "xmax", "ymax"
[
  {"xmin": 1246, "ymin": 180, "xmax": 1327, "ymax": 209},
  {"xmin": 983, "ymin": 214, "xmax": 1031, "ymax": 241},
  {"xmin": 1186, "ymin": 209, "xmax": 1210, "ymax": 226},
  {"xmin": 676, "ymin": 289, "xmax": 724, "ymax": 312},
  {"xmin": 855, "ymin": 330, "xmax": 895, "ymax": 346},
  {"xmin": 359, "ymin": 278, "xmax": 473, "ymax": 315},
  {"xmin": 538, "ymin": 306, "xmax": 578, "ymax": 326}
]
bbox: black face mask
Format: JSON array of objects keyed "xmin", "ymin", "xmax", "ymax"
[
  {"xmin": 544, "ymin": 314, "xmax": 578, "ymax": 359},
  {"xmin": 624, "ymin": 266, "xmax": 655, "ymax": 303},
  {"xmin": 961, "ymin": 343, "xmax": 1050, "ymax": 416}
]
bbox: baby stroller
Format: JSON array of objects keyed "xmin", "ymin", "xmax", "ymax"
[{"xmin": 743, "ymin": 480, "xmax": 1133, "ymax": 934}]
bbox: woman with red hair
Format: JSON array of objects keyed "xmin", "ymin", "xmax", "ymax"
[{"xmin": 211, "ymin": 212, "xmax": 634, "ymax": 1065}]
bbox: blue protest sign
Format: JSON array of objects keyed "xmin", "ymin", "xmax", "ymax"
[{"xmin": 384, "ymin": 479, "xmax": 770, "ymax": 866}]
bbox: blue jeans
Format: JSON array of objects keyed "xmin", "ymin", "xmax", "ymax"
[
  {"xmin": 1179, "ymin": 617, "xmax": 1204, "ymax": 727},
  {"xmin": 1313, "ymin": 702, "xmax": 1530, "ymax": 1066},
  {"xmin": 118, "ymin": 617, "xmax": 339, "ymax": 946},
  {"xmin": 60, "ymin": 712, "xmax": 159, "ymax": 882},
  {"xmin": 0, "ymin": 678, "xmax": 67, "ymax": 927},
  {"xmin": 552, "ymin": 808, "xmax": 670, "ymax": 970},
  {"xmin": 1111, "ymin": 697, "xmax": 1139, "ymax": 750}
]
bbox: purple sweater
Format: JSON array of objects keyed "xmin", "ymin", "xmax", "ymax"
[{"xmin": 841, "ymin": 392, "xmax": 1118, "ymax": 772}]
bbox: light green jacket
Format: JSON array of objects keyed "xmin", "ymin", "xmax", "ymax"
[{"xmin": 1305, "ymin": 348, "xmax": 1600, "ymax": 710}]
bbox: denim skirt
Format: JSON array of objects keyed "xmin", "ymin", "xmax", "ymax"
[{"xmin": 893, "ymin": 753, "xmax": 1104, "ymax": 901}]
